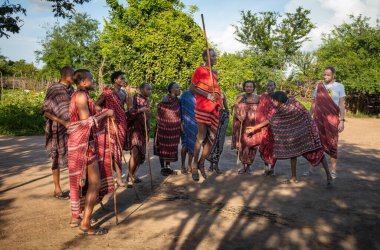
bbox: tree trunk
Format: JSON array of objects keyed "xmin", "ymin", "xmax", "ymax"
[{"xmin": 98, "ymin": 57, "xmax": 106, "ymax": 91}]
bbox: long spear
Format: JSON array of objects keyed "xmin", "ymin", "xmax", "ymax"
[
  {"xmin": 107, "ymin": 118, "xmax": 118, "ymax": 225},
  {"xmin": 144, "ymin": 112, "xmax": 154, "ymax": 191},
  {"xmin": 201, "ymin": 14, "xmax": 215, "ymax": 98}
]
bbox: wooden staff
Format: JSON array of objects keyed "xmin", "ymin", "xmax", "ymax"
[
  {"xmin": 143, "ymin": 112, "xmax": 153, "ymax": 191},
  {"xmin": 107, "ymin": 118, "xmax": 118, "ymax": 225},
  {"xmin": 110, "ymin": 118, "xmax": 140, "ymax": 201},
  {"xmin": 236, "ymin": 120, "xmax": 243, "ymax": 170},
  {"xmin": 201, "ymin": 14, "xmax": 215, "ymax": 97}
]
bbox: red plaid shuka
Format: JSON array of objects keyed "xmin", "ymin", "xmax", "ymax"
[
  {"xmin": 257, "ymin": 94, "xmax": 277, "ymax": 166},
  {"xmin": 41, "ymin": 82, "xmax": 74, "ymax": 169},
  {"xmin": 314, "ymin": 83, "xmax": 340, "ymax": 158},
  {"xmin": 125, "ymin": 93, "xmax": 150, "ymax": 163},
  {"xmin": 67, "ymin": 90, "xmax": 114, "ymax": 219},
  {"xmin": 154, "ymin": 95, "xmax": 181, "ymax": 162},
  {"xmin": 269, "ymin": 98, "xmax": 324, "ymax": 166},
  {"xmin": 99, "ymin": 86, "xmax": 127, "ymax": 167},
  {"xmin": 191, "ymin": 65, "xmax": 222, "ymax": 146}
]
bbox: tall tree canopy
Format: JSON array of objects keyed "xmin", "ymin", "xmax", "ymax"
[
  {"xmin": 316, "ymin": 15, "xmax": 380, "ymax": 94},
  {"xmin": 100, "ymin": 0, "xmax": 205, "ymax": 98},
  {"xmin": 0, "ymin": 0, "xmax": 92, "ymax": 39},
  {"xmin": 35, "ymin": 13, "xmax": 101, "ymax": 79}
]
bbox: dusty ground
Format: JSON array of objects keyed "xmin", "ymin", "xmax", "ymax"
[{"xmin": 1, "ymin": 117, "xmax": 380, "ymax": 250}]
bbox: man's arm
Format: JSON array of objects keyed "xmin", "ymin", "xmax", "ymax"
[
  {"xmin": 95, "ymin": 94, "xmax": 106, "ymax": 112},
  {"xmin": 189, "ymin": 84, "xmax": 218, "ymax": 102},
  {"xmin": 338, "ymin": 96, "xmax": 345, "ymax": 132},
  {"xmin": 310, "ymin": 99, "xmax": 316, "ymax": 118},
  {"xmin": 44, "ymin": 112, "xmax": 70, "ymax": 129},
  {"xmin": 77, "ymin": 92, "xmax": 113, "ymax": 122}
]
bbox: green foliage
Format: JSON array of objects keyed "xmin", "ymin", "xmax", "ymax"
[
  {"xmin": 101, "ymin": 0, "xmax": 204, "ymax": 103},
  {"xmin": 0, "ymin": 90, "xmax": 45, "ymax": 135},
  {"xmin": 0, "ymin": 2, "xmax": 26, "ymax": 38},
  {"xmin": 36, "ymin": 13, "xmax": 102, "ymax": 79},
  {"xmin": 0, "ymin": 54, "xmax": 38, "ymax": 76},
  {"xmin": 234, "ymin": 7, "xmax": 314, "ymax": 60},
  {"xmin": 316, "ymin": 15, "xmax": 380, "ymax": 94}
]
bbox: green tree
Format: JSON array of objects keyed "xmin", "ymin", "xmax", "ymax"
[
  {"xmin": 234, "ymin": 7, "xmax": 315, "ymax": 90},
  {"xmin": 36, "ymin": 13, "xmax": 102, "ymax": 79},
  {"xmin": 316, "ymin": 15, "xmax": 380, "ymax": 94},
  {"xmin": 0, "ymin": 0, "xmax": 94, "ymax": 39},
  {"xmin": 100, "ymin": 0, "xmax": 204, "ymax": 102}
]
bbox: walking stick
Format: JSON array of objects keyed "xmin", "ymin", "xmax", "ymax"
[
  {"xmin": 107, "ymin": 118, "xmax": 118, "ymax": 225},
  {"xmin": 110, "ymin": 118, "xmax": 141, "ymax": 201},
  {"xmin": 201, "ymin": 14, "xmax": 215, "ymax": 98},
  {"xmin": 236, "ymin": 120, "xmax": 243, "ymax": 171},
  {"xmin": 143, "ymin": 112, "xmax": 154, "ymax": 191}
]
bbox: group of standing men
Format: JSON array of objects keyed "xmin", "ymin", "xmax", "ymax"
[{"xmin": 41, "ymin": 48, "xmax": 345, "ymax": 235}]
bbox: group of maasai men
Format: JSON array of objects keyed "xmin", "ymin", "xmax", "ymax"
[{"xmin": 41, "ymin": 48, "xmax": 345, "ymax": 235}]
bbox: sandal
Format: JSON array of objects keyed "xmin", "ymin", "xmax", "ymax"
[
  {"xmin": 78, "ymin": 227, "xmax": 108, "ymax": 236},
  {"xmin": 116, "ymin": 179, "xmax": 126, "ymax": 188},
  {"xmin": 54, "ymin": 191, "xmax": 70, "ymax": 200},
  {"xmin": 214, "ymin": 166, "xmax": 222, "ymax": 175},
  {"xmin": 69, "ymin": 219, "xmax": 81, "ymax": 228},
  {"xmin": 281, "ymin": 178, "xmax": 299, "ymax": 184},
  {"xmin": 133, "ymin": 176, "xmax": 142, "ymax": 183},
  {"xmin": 267, "ymin": 169, "xmax": 275, "ymax": 177},
  {"xmin": 191, "ymin": 164, "xmax": 199, "ymax": 182},
  {"xmin": 198, "ymin": 161, "xmax": 207, "ymax": 180},
  {"xmin": 181, "ymin": 167, "xmax": 188, "ymax": 175}
]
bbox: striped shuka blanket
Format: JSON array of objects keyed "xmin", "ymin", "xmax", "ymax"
[
  {"xmin": 180, "ymin": 90, "xmax": 197, "ymax": 156},
  {"xmin": 100, "ymin": 86, "xmax": 127, "ymax": 167},
  {"xmin": 154, "ymin": 94, "xmax": 181, "ymax": 162},
  {"xmin": 67, "ymin": 90, "xmax": 114, "ymax": 219},
  {"xmin": 41, "ymin": 82, "xmax": 74, "ymax": 169},
  {"xmin": 125, "ymin": 93, "xmax": 150, "ymax": 163},
  {"xmin": 314, "ymin": 83, "xmax": 340, "ymax": 158},
  {"xmin": 269, "ymin": 98, "xmax": 324, "ymax": 166}
]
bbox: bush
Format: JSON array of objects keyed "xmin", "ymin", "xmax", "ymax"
[{"xmin": 0, "ymin": 89, "xmax": 45, "ymax": 135}]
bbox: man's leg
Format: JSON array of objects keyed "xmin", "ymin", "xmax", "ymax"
[
  {"xmin": 79, "ymin": 161, "xmax": 102, "ymax": 233},
  {"xmin": 331, "ymin": 157, "xmax": 337, "ymax": 178},
  {"xmin": 198, "ymin": 141, "xmax": 211, "ymax": 178},
  {"xmin": 290, "ymin": 157, "xmax": 297, "ymax": 181},
  {"xmin": 320, "ymin": 155, "xmax": 333, "ymax": 184},
  {"xmin": 113, "ymin": 161, "xmax": 125, "ymax": 187},
  {"xmin": 187, "ymin": 153, "xmax": 193, "ymax": 174},
  {"xmin": 181, "ymin": 147, "xmax": 187, "ymax": 173},
  {"xmin": 191, "ymin": 124, "xmax": 207, "ymax": 180},
  {"xmin": 127, "ymin": 147, "xmax": 139, "ymax": 186},
  {"xmin": 52, "ymin": 157, "xmax": 69, "ymax": 199}
]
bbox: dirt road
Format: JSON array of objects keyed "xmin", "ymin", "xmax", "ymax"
[{"xmin": 1, "ymin": 118, "xmax": 379, "ymax": 250}]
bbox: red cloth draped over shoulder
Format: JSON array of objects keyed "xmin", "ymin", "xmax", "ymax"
[
  {"xmin": 257, "ymin": 94, "xmax": 277, "ymax": 166},
  {"xmin": 125, "ymin": 93, "xmax": 149, "ymax": 163},
  {"xmin": 100, "ymin": 86, "xmax": 127, "ymax": 167},
  {"xmin": 67, "ymin": 90, "xmax": 114, "ymax": 219},
  {"xmin": 154, "ymin": 95, "xmax": 181, "ymax": 162},
  {"xmin": 231, "ymin": 95, "xmax": 262, "ymax": 165},
  {"xmin": 314, "ymin": 83, "xmax": 340, "ymax": 158},
  {"xmin": 191, "ymin": 66, "xmax": 222, "ymax": 128}
]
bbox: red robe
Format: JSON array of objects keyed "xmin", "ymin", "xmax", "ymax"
[
  {"xmin": 67, "ymin": 90, "xmax": 114, "ymax": 219},
  {"xmin": 99, "ymin": 86, "xmax": 127, "ymax": 168},
  {"xmin": 257, "ymin": 94, "xmax": 277, "ymax": 166},
  {"xmin": 314, "ymin": 83, "xmax": 340, "ymax": 158}
]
